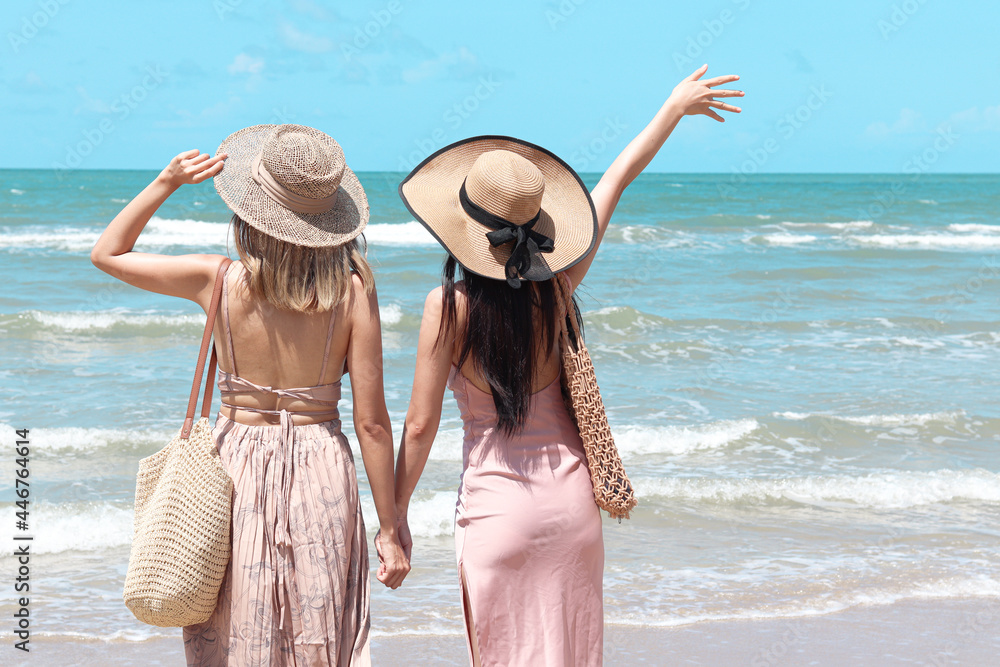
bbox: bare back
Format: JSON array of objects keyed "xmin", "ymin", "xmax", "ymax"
[{"xmin": 212, "ymin": 262, "xmax": 354, "ymax": 424}]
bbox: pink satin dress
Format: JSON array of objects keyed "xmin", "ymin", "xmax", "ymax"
[
  {"xmin": 183, "ymin": 264, "xmax": 371, "ymax": 666},
  {"xmin": 449, "ymin": 364, "xmax": 605, "ymax": 667}
]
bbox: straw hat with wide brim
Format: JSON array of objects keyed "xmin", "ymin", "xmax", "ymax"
[
  {"xmin": 214, "ymin": 124, "xmax": 369, "ymax": 248},
  {"xmin": 398, "ymin": 135, "xmax": 597, "ymax": 286}
]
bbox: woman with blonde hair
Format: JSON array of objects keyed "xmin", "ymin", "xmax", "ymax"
[
  {"xmin": 91, "ymin": 124, "xmax": 409, "ymax": 665},
  {"xmin": 390, "ymin": 66, "xmax": 742, "ymax": 665}
]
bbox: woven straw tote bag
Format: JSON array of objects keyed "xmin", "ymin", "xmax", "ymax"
[
  {"xmin": 123, "ymin": 259, "xmax": 234, "ymax": 627},
  {"xmin": 553, "ymin": 274, "xmax": 637, "ymax": 520}
]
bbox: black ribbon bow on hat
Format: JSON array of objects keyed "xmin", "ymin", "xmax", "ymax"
[{"xmin": 459, "ymin": 179, "xmax": 555, "ymax": 288}]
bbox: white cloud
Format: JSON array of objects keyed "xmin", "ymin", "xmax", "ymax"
[
  {"xmin": 865, "ymin": 108, "xmax": 926, "ymax": 138},
  {"xmin": 280, "ymin": 23, "xmax": 334, "ymax": 53},
  {"xmin": 227, "ymin": 53, "xmax": 265, "ymax": 76},
  {"xmin": 74, "ymin": 86, "xmax": 111, "ymax": 114},
  {"xmin": 402, "ymin": 47, "xmax": 479, "ymax": 84},
  {"xmin": 947, "ymin": 105, "xmax": 1000, "ymax": 132}
]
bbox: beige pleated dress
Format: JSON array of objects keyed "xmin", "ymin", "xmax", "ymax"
[{"xmin": 183, "ymin": 265, "xmax": 371, "ymax": 666}]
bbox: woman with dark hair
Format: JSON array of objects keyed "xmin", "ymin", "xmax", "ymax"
[{"xmin": 389, "ymin": 66, "xmax": 743, "ymax": 665}]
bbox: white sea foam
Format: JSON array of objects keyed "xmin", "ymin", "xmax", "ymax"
[
  {"xmin": 0, "ymin": 502, "xmax": 134, "ymax": 555},
  {"xmin": 0, "ymin": 217, "xmax": 230, "ymax": 252},
  {"xmin": 637, "ymin": 469, "xmax": 1000, "ymax": 508},
  {"xmin": 756, "ymin": 233, "xmax": 818, "ymax": 246},
  {"xmin": 21, "ymin": 309, "xmax": 203, "ymax": 333},
  {"xmin": 774, "ymin": 410, "xmax": 962, "ymax": 427},
  {"xmin": 379, "ymin": 303, "xmax": 403, "ymax": 326},
  {"xmin": 607, "ymin": 577, "xmax": 1000, "ymax": 627},
  {"xmin": 10, "ymin": 188, "xmax": 25, "ymax": 195},
  {"xmin": 615, "ymin": 419, "xmax": 759, "ymax": 456},
  {"xmin": 362, "ymin": 221, "xmax": 438, "ymax": 246},
  {"xmin": 361, "ymin": 490, "xmax": 456, "ymax": 539},
  {"xmin": 948, "ymin": 223, "xmax": 1000, "ymax": 233},
  {"xmin": 918, "ymin": 199, "xmax": 938, "ymax": 205},
  {"xmin": 782, "ymin": 220, "xmax": 873, "ymax": 230},
  {"xmin": 848, "ymin": 233, "xmax": 1000, "ymax": 249},
  {"xmin": 0, "ymin": 424, "xmax": 172, "ymax": 453}
]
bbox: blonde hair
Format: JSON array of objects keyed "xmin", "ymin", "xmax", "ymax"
[{"xmin": 231, "ymin": 214, "xmax": 374, "ymax": 312}]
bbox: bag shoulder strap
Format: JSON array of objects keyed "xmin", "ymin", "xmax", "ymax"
[{"xmin": 180, "ymin": 258, "xmax": 232, "ymax": 439}]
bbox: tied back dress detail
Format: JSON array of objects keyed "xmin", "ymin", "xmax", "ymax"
[
  {"xmin": 183, "ymin": 265, "xmax": 371, "ymax": 666},
  {"xmin": 449, "ymin": 360, "xmax": 605, "ymax": 667}
]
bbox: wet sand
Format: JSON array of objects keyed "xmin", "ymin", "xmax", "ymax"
[{"xmin": 14, "ymin": 597, "xmax": 999, "ymax": 665}]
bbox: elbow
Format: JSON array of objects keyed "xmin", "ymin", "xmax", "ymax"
[
  {"xmin": 355, "ymin": 419, "xmax": 391, "ymax": 444},
  {"xmin": 403, "ymin": 418, "xmax": 435, "ymax": 444}
]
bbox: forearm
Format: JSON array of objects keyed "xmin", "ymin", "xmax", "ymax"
[
  {"xmin": 393, "ymin": 417, "xmax": 439, "ymax": 517},
  {"xmin": 91, "ymin": 174, "xmax": 177, "ymax": 271},
  {"xmin": 602, "ymin": 99, "xmax": 685, "ymax": 196},
  {"xmin": 356, "ymin": 418, "xmax": 400, "ymax": 536}
]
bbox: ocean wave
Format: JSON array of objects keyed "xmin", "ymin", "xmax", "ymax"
[
  {"xmin": 0, "ymin": 424, "xmax": 172, "ymax": 453},
  {"xmin": 774, "ymin": 410, "xmax": 963, "ymax": 427},
  {"xmin": 947, "ymin": 223, "xmax": 1000, "ymax": 233},
  {"xmin": 615, "ymin": 419, "xmax": 759, "ymax": 456},
  {"xmin": 362, "ymin": 221, "xmax": 438, "ymax": 246},
  {"xmin": 607, "ymin": 577, "xmax": 1000, "ymax": 627},
  {"xmin": 752, "ymin": 233, "xmax": 818, "ymax": 246},
  {"xmin": 362, "ymin": 490, "xmax": 456, "ymax": 539},
  {"xmin": 584, "ymin": 306, "xmax": 672, "ymax": 337},
  {"xmin": 5, "ymin": 304, "xmax": 405, "ymax": 336},
  {"xmin": 10, "ymin": 188, "xmax": 25, "ymax": 195},
  {"xmin": 781, "ymin": 220, "xmax": 874, "ymax": 230},
  {"xmin": 0, "ymin": 501, "xmax": 134, "ymax": 555},
  {"xmin": 637, "ymin": 469, "xmax": 1000, "ymax": 508},
  {"xmin": 847, "ymin": 233, "xmax": 1000, "ymax": 250}
]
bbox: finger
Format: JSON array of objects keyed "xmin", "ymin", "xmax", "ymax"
[
  {"xmin": 685, "ymin": 63, "xmax": 709, "ymax": 82},
  {"xmin": 703, "ymin": 74, "xmax": 740, "ymax": 87},
  {"xmin": 191, "ymin": 161, "xmax": 226, "ymax": 183},
  {"xmin": 709, "ymin": 88, "xmax": 745, "ymax": 98},
  {"xmin": 708, "ymin": 100, "xmax": 742, "ymax": 113},
  {"xmin": 185, "ymin": 152, "xmax": 212, "ymax": 166},
  {"xmin": 704, "ymin": 108, "xmax": 725, "ymax": 122}
]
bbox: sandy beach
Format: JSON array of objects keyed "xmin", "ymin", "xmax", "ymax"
[{"xmin": 12, "ymin": 598, "xmax": 996, "ymax": 666}]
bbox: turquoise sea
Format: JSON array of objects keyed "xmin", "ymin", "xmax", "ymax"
[{"xmin": 1, "ymin": 170, "xmax": 999, "ymax": 654}]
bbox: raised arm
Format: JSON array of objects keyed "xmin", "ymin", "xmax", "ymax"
[
  {"xmin": 563, "ymin": 64, "xmax": 743, "ymax": 289},
  {"xmin": 391, "ymin": 286, "xmax": 455, "ymax": 560},
  {"xmin": 90, "ymin": 149, "xmax": 228, "ymax": 309},
  {"xmin": 346, "ymin": 277, "xmax": 411, "ymax": 589}
]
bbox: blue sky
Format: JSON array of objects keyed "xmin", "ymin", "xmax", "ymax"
[{"xmin": 2, "ymin": 0, "xmax": 998, "ymax": 173}]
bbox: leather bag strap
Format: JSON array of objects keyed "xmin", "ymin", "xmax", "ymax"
[{"xmin": 181, "ymin": 258, "xmax": 232, "ymax": 439}]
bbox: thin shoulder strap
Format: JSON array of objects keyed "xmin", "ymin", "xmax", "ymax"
[
  {"xmin": 221, "ymin": 263, "xmax": 238, "ymax": 375},
  {"xmin": 317, "ymin": 306, "xmax": 338, "ymax": 383},
  {"xmin": 181, "ymin": 258, "xmax": 232, "ymax": 439}
]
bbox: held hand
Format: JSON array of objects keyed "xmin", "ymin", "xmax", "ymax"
[
  {"xmin": 397, "ymin": 516, "xmax": 413, "ymax": 562},
  {"xmin": 158, "ymin": 149, "xmax": 227, "ymax": 188},
  {"xmin": 374, "ymin": 529, "xmax": 411, "ymax": 589},
  {"xmin": 669, "ymin": 64, "xmax": 744, "ymax": 122}
]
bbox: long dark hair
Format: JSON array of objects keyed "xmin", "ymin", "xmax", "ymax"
[{"xmin": 437, "ymin": 256, "xmax": 577, "ymax": 436}]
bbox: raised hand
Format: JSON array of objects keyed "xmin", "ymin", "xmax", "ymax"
[
  {"xmin": 158, "ymin": 149, "xmax": 227, "ymax": 188},
  {"xmin": 668, "ymin": 64, "xmax": 743, "ymax": 122}
]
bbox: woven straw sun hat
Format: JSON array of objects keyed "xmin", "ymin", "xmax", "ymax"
[
  {"xmin": 399, "ymin": 135, "xmax": 597, "ymax": 287},
  {"xmin": 214, "ymin": 124, "xmax": 369, "ymax": 247}
]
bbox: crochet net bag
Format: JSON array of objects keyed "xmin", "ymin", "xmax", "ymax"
[{"xmin": 554, "ymin": 274, "xmax": 637, "ymax": 520}]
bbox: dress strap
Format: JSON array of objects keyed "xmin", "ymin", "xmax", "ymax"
[
  {"xmin": 316, "ymin": 306, "xmax": 338, "ymax": 383},
  {"xmin": 221, "ymin": 263, "xmax": 238, "ymax": 376}
]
